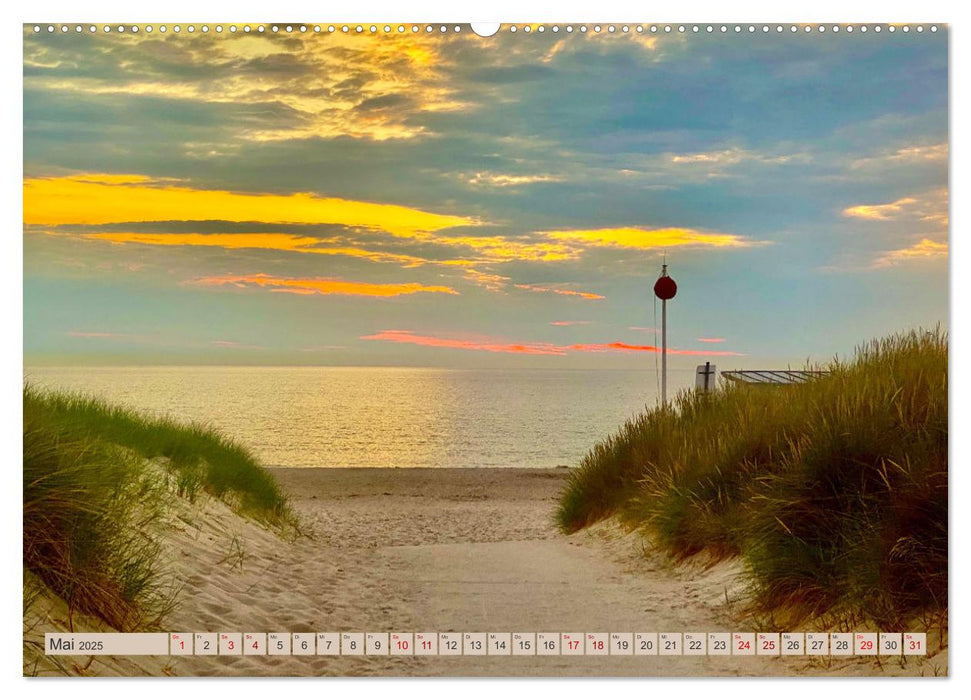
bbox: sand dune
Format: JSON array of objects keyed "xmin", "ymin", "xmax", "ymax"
[{"xmin": 25, "ymin": 468, "xmax": 947, "ymax": 677}]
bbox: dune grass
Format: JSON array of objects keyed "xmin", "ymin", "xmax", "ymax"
[
  {"xmin": 557, "ymin": 329, "xmax": 947, "ymax": 629},
  {"xmin": 23, "ymin": 385, "xmax": 296, "ymax": 630}
]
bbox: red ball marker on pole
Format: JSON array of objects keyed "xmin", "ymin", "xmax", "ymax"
[{"xmin": 653, "ymin": 263, "xmax": 677, "ymax": 406}]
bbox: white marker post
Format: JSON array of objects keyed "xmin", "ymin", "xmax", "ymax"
[
  {"xmin": 662, "ymin": 297, "xmax": 667, "ymax": 403},
  {"xmin": 653, "ymin": 264, "xmax": 678, "ymax": 406}
]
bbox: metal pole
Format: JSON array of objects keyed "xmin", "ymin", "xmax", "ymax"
[{"xmin": 661, "ymin": 298, "xmax": 667, "ymax": 406}]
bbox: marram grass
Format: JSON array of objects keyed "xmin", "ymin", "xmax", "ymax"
[
  {"xmin": 23, "ymin": 385, "xmax": 297, "ymax": 630},
  {"xmin": 557, "ymin": 329, "xmax": 947, "ymax": 629}
]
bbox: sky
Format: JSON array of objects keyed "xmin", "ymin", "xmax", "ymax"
[{"xmin": 22, "ymin": 24, "xmax": 949, "ymax": 369}]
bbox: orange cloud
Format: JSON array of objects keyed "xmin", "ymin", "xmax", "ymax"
[
  {"xmin": 566, "ymin": 342, "xmax": 742, "ymax": 356},
  {"xmin": 698, "ymin": 337, "xmax": 726, "ymax": 343},
  {"xmin": 550, "ymin": 321, "xmax": 590, "ymax": 326},
  {"xmin": 872, "ymin": 238, "xmax": 948, "ymax": 267},
  {"xmin": 843, "ymin": 189, "xmax": 948, "ymax": 227},
  {"xmin": 191, "ymin": 273, "xmax": 458, "ymax": 298},
  {"xmin": 23, "ymin": 174, "xmax": 476, "ymax": 236},
  {"xmin": 88, "ymin": 232, "xmax": 333, "ymax": 251},
  {"xmin": 843, "ymin": 197, "xmax": 918, "ymax": 221},
  {"xmin": 540, "ymin": 226, "xmax": 758, "ymax": 251},
  {"xmin": 838, "ymin": 189, "xmax": 948, "ymax": 269},
  {"xmin": 362, "ymin": 330, "xmax": 743, "ymax": 356},
  {"xmin": 515, "ymin": 283, "xmax": 605, "ymax": 300},
  {"xmin": 360, "ymin": 330, "xmax": 565, "ymax": 355}
]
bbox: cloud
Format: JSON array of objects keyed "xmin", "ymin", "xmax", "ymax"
[
  {"xmin": 697, "ymin": 337, "xmax": 726, "ymax": 343},
  {"xmin": 189, "ymin": 273, "xmax": 459, "ymax": 297},
  {"xmin": 25, "ymin": 31, "xmax": 468, "ymax": 142},
  {"xmin": 22, "ymin": 28, "xmax": 950, "ymax": 367},
  {"xmin": 70, "ymin": 229, "xmax": 568, "ymax": 293},
  {"xmin": 76, "ymin": 228, "xmax": 572, "ymax": 267},
  {"xmin": 361, "ymin": 330, "xmax": 743, "ymax": 356},
  {"xmin": 850, "ymin": 142, "xmax": 948, "ymax": 170},
  {"xmin": 66, "ymin": 331, "xmax": 130, "ymax": 339},
  {"xmin": 515, "ymin": 283, "xmax": 605, "ymax": 300},
  {"xmin": 361, "ymin": 329, "xmax": 565, "ymax": 355},
  {"xmin": 843, "ymin": 197, "xmax": 920, "ymax": 221},
  {"xmin": 442, "ymin": 265, "xmax": 510, "ymax": 292},
  {"xmin": 669, "ymin": 148, "xmax": 806, "ymax": 167},
  {"xmin": 463, "ymin": 171, "xmax": 564, "ymax": 188},
  {"xmin": 872, "ymin": 238, "xmax": 948, "ymax": 268},
  {"xmin": 210, "ymin": 340, "xmax": 266, "ymax": 349},
  {"xmin": 431, "ymin": 235, "xmax": 576, "ymax": 262},
  {"xmin": 550, "ymin": 320, "xmax": 590, "ymax": 326},
  {"xmin": 568, "ymin": 342, "xmax": 743, "ymax": 356},
  {"xmin": 83, "ymin": 231, "xmax": 430, "ymax": 266},
  {"xmin": 840, "ymin": 189, "xmax": 948, "ymax": 269},
  {"xmin": 540, "ymin": 226, "xmax": 761, "ymax": 251},
  {"xmin": 843, "ymin": 188, "xmax": 948, "ymax": 226},
  {"xmin": 23, "ymin": 173, "xmax": 477, "ymax": 236},
  {"xmin": 629, "ymin": 326, "xmax": 658, "ymax": 332}
]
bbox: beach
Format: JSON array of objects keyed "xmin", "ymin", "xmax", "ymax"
[{"xmin": 25, "ymin": 467, "xmax": 947, "ymax": 677}]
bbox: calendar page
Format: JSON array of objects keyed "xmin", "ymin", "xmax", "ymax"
[{"xmin": 22, "ymin": 14, "xmax": 949, "ymax": 680}]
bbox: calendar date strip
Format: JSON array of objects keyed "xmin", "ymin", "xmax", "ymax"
[{"xmin": 44, "ymin": 631, "xmax": 928, "ymax": 657}]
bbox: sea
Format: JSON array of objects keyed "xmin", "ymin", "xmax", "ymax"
[{"xmin": 24, "ymin": 366, "xmax": 695, "ymax": 469}]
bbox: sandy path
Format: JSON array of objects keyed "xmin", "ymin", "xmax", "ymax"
[{"xmin": 27, "ymin": 468, "xmax": 946, "ymax": 677}]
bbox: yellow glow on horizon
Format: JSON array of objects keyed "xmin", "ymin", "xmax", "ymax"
[
  {"xmin": 541, "ymin": 226, "xmax": 756, "ymax": 250},
  {"xmin": 192, "ymin": 273, "xmax": 459, "ymax": 297},
  {"xmin": 24, "ymin": 174, "xmax": 477, "ymax": 236}
]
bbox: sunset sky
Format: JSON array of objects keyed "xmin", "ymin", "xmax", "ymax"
[{"xmin": 23, "ymin": 25, "xmax": 948, "ymax": 368}]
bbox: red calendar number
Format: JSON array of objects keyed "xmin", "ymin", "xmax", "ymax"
[{"xmin": 737, "ymin": 640, "xmax": 750, "ymax": 651}]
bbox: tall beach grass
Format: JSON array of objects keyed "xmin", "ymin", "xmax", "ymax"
[
  {"xmin": 23, "ymin": 385, "xmax": 296, "ymax": 630},
  {"xmin": 557, "ymin": 329, "xmax": 947, "ymax": 628}
]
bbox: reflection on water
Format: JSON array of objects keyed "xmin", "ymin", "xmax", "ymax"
[{"xmin": 24, "ymin": 366, "xmax": 694, "ymax": 468}]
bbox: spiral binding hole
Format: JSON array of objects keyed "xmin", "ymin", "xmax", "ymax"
[{"xmin": 28, "ymin": 23, "xmax": 939, "ymax": 38}]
